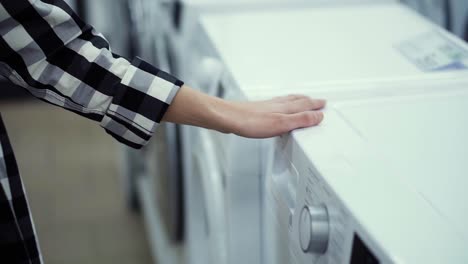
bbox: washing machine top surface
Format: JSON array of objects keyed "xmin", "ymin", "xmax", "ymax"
[
  {"xmin": 287, "ymin": 80, "xmax": 468, "ymax": 262},
  {"xmin": 201, "ymin": 2, "xmax": 468, "ymax": 94}
]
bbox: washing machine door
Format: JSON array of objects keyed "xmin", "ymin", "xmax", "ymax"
[{"xmin": 189, "ymin": 129, "xmax": 227, "ymax": 264}]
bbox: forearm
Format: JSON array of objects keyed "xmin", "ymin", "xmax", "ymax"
[{"xmin": 162, "ymin": 85, "xmax": 236, "ymax": 133}]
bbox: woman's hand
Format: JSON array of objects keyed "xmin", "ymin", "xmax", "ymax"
[
  {"xmin": 163, "ymin": 85, "xmax": 326, "ymax": 138},
  {"xmin": 228, "ymin": 94, "xmax": 325, "ymax": 138}
]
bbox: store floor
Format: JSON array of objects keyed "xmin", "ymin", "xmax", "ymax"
[{"xmin": 0, "ymin": 100, "xmax": 153, "ymax": 264}]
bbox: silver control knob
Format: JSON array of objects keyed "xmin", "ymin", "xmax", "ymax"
[{"xmin": 299, "ymin": 205, "xmax": 329, "ymax": 254}]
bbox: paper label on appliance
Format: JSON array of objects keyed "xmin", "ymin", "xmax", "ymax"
[{"xmin": 396, "ymin": 30, "xmax": 468, "ymax": 72}]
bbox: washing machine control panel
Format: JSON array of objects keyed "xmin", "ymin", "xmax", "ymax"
[
  {"xmin": 293, "ymin": 163, "xmax": 385, "ymax": 264},
  {"xmin": 289, "ymin": 163, "xmax": 354, "ymax": 264},
  {"xmin": 269, "ymin": 135, "xmax": 388, "ymax": 264}
]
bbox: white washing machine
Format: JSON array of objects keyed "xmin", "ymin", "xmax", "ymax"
[
  {"xmin": 224, "ymin": 75, "xmax": 468, "ymax": 264},
  {"xmin": 186, "ymin": 2, "xmax": 468, "ymax": 264},
  {"xmin": 264, "ymin": 77, "xmax": 468, "ymax": 263},
  {"xmin": 171, "ymin": 2, "xmax": 397, "ymax": 264}
]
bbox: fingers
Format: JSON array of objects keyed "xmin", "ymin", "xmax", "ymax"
[
  {"xmin": 238, "ymin": 95, "xmax": 326, "ymax": 115},
  {"xmin": 286, "ymin": 111, "xmax": 324, "ymax": 130},
  {"xmin": 268, "ymin": 111, "xmax": 324, "ymax": 136},
  {"xmin": 236, "ymin": 110, "xmax": 324, "ymax": 138},
  {"xmin": 271, "ymin": 94, "xmax": 307, "ymax": 103},
  {"xmin": 280, "ymin": 97, "xmax": 326, "ymax": 114}
]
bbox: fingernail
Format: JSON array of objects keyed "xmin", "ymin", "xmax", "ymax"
[{"xmin": 317, "ymin": 112, "xmax": 324, "ymax": 122}]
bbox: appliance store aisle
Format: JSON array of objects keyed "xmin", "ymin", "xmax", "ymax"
[{"xmin": 0, "ymin": 101, "xmax": 153, "ymax": 264}]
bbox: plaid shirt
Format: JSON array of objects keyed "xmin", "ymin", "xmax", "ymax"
[{"xmin": 0, "ymin": 0, "xmax": 183, "ymax": 262}]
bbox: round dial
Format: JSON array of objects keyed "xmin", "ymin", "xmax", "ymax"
[{"xmin": 299, "ymin": 205, "xmax": 330, "ymax": 254}]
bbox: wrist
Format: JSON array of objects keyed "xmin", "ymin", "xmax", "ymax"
[
  {"xmin": 205, "ymin": 95, "xmax": 240, "ymax": 134},
  {"xmin": 163, "ymin": 84, "xmax": 240, "ymax": 134}
]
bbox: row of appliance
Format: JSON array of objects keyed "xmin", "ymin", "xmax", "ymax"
[
  {"xmin": 122, "ymin": 1, "xmax": 468, "ymax": 264},
  {"xmin": 402, "ymin": 0, "xmax": 468, "ymax": 39}
]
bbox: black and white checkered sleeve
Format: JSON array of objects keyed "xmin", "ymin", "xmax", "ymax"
[{"xmin": 0, "ymin": 0, "xmax": 183, "ymax": 149}]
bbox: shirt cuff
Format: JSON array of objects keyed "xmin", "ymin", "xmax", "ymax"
[{"xmin": 100, "ymin": 57, "xmax": 183, "ymax": 149}]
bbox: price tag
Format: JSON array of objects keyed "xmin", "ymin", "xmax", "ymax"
[{"xmin": 396, "ymin": 30, "xmax": 468, "ymax": 72}]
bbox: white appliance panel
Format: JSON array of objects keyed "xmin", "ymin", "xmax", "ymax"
[
  {"xmin": 332, "ymin": 89, "xmax": 468, "ymax": 240},
  {"xmin": 266, "ymin": 83, "xmax": 468, "ymax": 263}
]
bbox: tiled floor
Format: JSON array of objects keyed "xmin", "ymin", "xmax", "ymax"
[{"xmin": 0, "ymin": 100, "xmax": 153, "ymax": 264}]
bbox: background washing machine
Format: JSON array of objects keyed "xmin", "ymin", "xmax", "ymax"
[
  {"xmin": 125, "ymin": 2, "xmax": 187, "ymax": 264},
  {"xmin": 402, "ymin": 0, "xmax": 468, "ymax": 40},
  {"xmin": 161, "ymin": 0, "xmax": 396, "ymax": 83},
  {"xmin": 263, "ymin": 76, "xmax": 468, "ymax": 263},
  {"xmin": 187, "ymin": 2, "xmax": 468, "ymax": 264}
]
